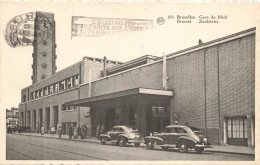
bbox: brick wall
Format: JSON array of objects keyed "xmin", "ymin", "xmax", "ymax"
[
  {"xmin": 168, "ymin": 34, "xmax": 255, "ymax": 144},
  {"xmin": 87, "ymin": 62, "xmax": 163, "ymax": 97},
  {"xmin": 168, "ymin": 50, "xmax": 206, "ymax": 128},
  {"xmin": 79, "ymin": 33, "xmax": 255, "ymax": 144}
]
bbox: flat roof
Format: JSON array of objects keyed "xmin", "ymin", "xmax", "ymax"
[
  {"xmin": 101, "ymin": 55, "xmax": 158, "ymax": 75},
  {"xmin": 65, "ymin": 88, "xmax": 173, "ymax": 106}
]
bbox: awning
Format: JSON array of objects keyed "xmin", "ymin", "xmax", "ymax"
[{"xmin": 65, "ymin": 88, "xmax": 173, "ymax": 107}]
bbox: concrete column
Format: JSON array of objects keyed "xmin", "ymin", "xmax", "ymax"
[
  {"xmin": 251, "ymin": 116, "xmax": 255, "ymax": 147},
  {"xmin": 50, "ymin": 106, "xmax": 54, "ymax": 128},
  {"xmin": 42, "ymin": 108, "xmax": 46, "ymax": 132},
  {"xmin": 30, "ymin": 110, "xmax": 33, "ymax": 132},
  {"xmin": 121, "ymin": 104, "xmax": 130, "ymax": 125},
  {"xmin": 58, "ymin": 105, "xmax": 62, "ymax": 127},
  {"xmin": 223, "ymin": 118, "xmax": 227, "ymax": 144},
  {"xmin": 36, "ymin": 109, "xmax": 39, "ymax": 133},
  {"xmin": 247, "ymin": 115, "xmax": 252, "ymax": 147},
  {"xmin": 26, "ymin": 111, "xmax": 28, "ymax": 126},
  {"xmin": 137, "ymin": 103, "xmax": 147, "ymax": 137}
]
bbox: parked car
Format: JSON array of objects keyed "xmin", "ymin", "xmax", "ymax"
[
  {"xmin": 144, "ymin": 125, "xmax": 213, "ymax": 153},
  {"xmin": 100, "ymin": 125, "xmax": 143, "ymax": 147}
]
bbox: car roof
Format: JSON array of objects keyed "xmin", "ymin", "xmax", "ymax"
[
  {"xmin": 113, "ymin": 125, "xmax": 136, "ymax": 129},
  {"xmin": 165, "ymin": 125, "xmax": 189, "ymax": 128}
]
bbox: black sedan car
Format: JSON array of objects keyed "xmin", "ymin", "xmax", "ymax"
[
  {"xmin": 100, "ymin": 125, "xmax": 143, "ymax": 147},
  {"xmin": 144, "ymin": 125, "xmax": 213, "ymax": 153}
]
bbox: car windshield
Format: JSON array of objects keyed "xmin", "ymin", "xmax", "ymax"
[
  {"xmin": 188, "ymin": 126, "xmax": 203, "ymax": 135},
  {"xmin": 124, "ymin": 126, "xmax": 138, "ymax": 132}
]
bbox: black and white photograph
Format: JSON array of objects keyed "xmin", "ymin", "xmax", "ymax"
[{"xmin": 0, "ymin": 1, "xmax": 259, "ymax": 164}]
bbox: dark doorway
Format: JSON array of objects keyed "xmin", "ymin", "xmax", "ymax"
[
  {"xmin": 45, "ymin": 108, "xmax": 50, "ymax": 130},
  {"xmin": 39, "ymin": 109, "xmax": 43, "ymax": 128},
  {"xmin": 33, "ymin": 110, "xmax": 36, "ymax": 131},
  {"xmin": 149, "ymin": 106, "xmax": 170, "ymax": 133},
  {"xmin": 53, "ymin": 106, "xmax": 59, "ymax": 130}
]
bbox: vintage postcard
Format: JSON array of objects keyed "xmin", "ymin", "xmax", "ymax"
[{"xmin": 0, "ymin": 1, "xmax": 259, "ymax": 164}]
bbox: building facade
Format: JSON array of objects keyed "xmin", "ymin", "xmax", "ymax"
[
  {"xmin": 19, "ymin": 56, "xmax": 121, "ymax": 135},
  {"xmin": 18, "ymin": 11, "xmax": 255, "ymax": 147},
  {"xmin": 66, "ymin": 28, "xmax": 255, "ymax": 147},
  {"xmin": 6, "ymin": 108, "xmax": 19, "ymax": 128}
]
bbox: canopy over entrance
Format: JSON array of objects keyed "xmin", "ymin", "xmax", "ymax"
[
  {"xmin": 65, "ymin": 88, "xmax": 173, "ymax": 107},
  {"xmin": 65, "ymin": 88, "xmax": 173, "ymax": 136}
]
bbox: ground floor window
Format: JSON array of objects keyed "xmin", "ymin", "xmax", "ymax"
[
  {"xmin": 227, "ymin": 117, "xmax": 247, "ymax": 146},
  {"xmin": 227, "ymin": 117, "xmax": 247, "ymax": 138}
]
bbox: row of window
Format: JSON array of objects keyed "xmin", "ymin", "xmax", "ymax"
[{"xmin": 31, "ymin": 75, "xmax": 79, "ymax": 100}]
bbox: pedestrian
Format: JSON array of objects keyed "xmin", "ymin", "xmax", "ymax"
[
  {"xmin": 96, "ymin": 124, "xmax": 101, "ymax": 140},
  {"xmin": 58, "ymin": 126, "xmax": 62, "ymax": 139},
  {"xmin": 7, "ymin": 127, "xmax": 11, "ymax": 134},
  {"xmin": 81, "ymin": 125, "xmax": 85, "ymax": 139},
  {"xmin": 78, "ymin": 125, "xmax": 82, "ymax": 139},
  {"xmin": 51, "ymin": 126, "xmax": 55, "ymax": 135},
  {"xmin": 84, "ymin": 125, "xmax": 87, "ymax": 138},
  {"xmin": 68, "ymin": 124, "xmax": 73, "ymax": 140},
  {"xmin": 17, "ymin": 125, "xmax": 21, "ymax": 134},
  {"xmin": 100, "ymin": 124, "xmax": 105, "ymax": 134},
  {"xmin": 41, "ymin": 126, "xmax": 44, "ymax": 135}
]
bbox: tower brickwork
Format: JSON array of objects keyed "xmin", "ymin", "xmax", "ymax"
[{"xmin": 32, "ymin": 11, "xmax": 56, "ymax": 83}]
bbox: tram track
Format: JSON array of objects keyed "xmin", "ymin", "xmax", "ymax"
[
  {"xmin": 7, "ymin": 138, "xmax": 107, "ymax": 160},
  {"xmin": 6, "ymin": 147, "xmax": 36, "ymax": 160}
]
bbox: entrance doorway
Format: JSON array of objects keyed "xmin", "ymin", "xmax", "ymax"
[
  {"xmin": 150, "ymin": 106, "xmax": 170, "ymax": 133},
  {"xmin": 105, "ymin": 107, "xmax": 121, "ymax": 131},
  {"xmin": 39, "ymin": 109, "xmax": 43, "ymax": 128},
  {"xmin": 53, "ymin": 106, "xmax": 59, "ymax": 130},
  {"xmin": 45, "ymin": 108, "xmax": 50, "ymax": 130},
  {"xmin": 33, "ymin": 110, "xmax": 36, "ymax": 131}
]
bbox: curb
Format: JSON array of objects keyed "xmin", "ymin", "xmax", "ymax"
[
  {"xmin": 17, "ymin": 133, "xmax": 100, "ymax": 144},
  {"xmin": 206, "ymin": 150, "xmax": 255, "ymax": 157},
  {"xmin": 14, "ymin": 134, "xmax": 255, "ymax": 156}
]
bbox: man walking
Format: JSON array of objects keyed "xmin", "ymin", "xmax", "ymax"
[
  {"xmin": 96, "ymin": 125, "xmax": 101, "ymax": 140},
  {"xmin": 69, "ymin": 124, "xmax": 73, "ymax": 140},
  {"xmin": 84, "ymin": 125, "xmax": 87, "ymax": 138},
  {"xmin": 58, "ymin": 126, "xmax": 62, "ymax": 139},
  {"xmin": 41, "ymin": 126, "xmax": 44, "ymax": 135},
  {"xmin": 100, "ymin": 124, "xmax": 105, "ymax": 134},
  {"xmin": 81, "ymin": 125, "xmax": 85, "ymax": 139}
]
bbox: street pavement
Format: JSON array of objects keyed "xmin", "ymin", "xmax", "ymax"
[
  {"xmin": 16, "ymin": 132, "xmax": 255, "ymax": 156},
  {"xmin": 6, "ymin": 134, "xmax": 254, "ymax": 160}
]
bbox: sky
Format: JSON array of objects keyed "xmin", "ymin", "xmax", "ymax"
[{"xmin": 0, "ymin": 2, "xmax": 259, "ymax": 112}]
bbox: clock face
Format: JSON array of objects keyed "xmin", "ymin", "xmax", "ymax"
[{"xmin": 35, "ymin": 13, "xmax": 53, "ymax": 45}]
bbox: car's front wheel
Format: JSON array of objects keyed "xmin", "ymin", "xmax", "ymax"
[
  {"xmin": 146, "ymin": 142, "xmax": 154, "ymax": 150},
  {"xmin": 119, "ymin": 138, "xmax": 126, "ymax": 147},
  {"xmin": 134, "ymin": 142, "xmax": 140, "ymax": 147},
  {"xmin": 178, "ymin": 141, "xmax": 188, "ymax": 153},
  {"xmin": 195, "ymin": 147, "xmax": 204, "ymax": 154}
]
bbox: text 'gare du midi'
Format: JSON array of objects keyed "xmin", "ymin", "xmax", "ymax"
[{"xmin": 19, "ymin": 12, "xmax": 255, "ymax": 148}]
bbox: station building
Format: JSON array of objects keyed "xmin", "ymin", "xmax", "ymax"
[{"xmin": 19, "ymin": 11, "xmax": 255, "ymax": 147}]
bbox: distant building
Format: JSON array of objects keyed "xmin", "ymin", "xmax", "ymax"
[
  {"xmin": 6, "ymin": 108, "xmax": 19, "ymax": 128},
  {"xmin": 19, "ymin": 11, "xmax": 255, "ymax": 147}
]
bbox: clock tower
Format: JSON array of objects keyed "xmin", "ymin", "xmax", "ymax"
[{"xmin": 32, "ymin": 11, "xmax": 57, "ymax": 84}]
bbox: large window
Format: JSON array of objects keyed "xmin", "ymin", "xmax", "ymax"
[
  {"xmin": 30, "ymin": 74, "xmax": 79, "ymax": 100},
  {"xmin": 228, "ymin": 117, "xmax": 247, "ymax": 139},
  {"xmin": 55, "ymin": 83, "xmax": 59, "ymax": 92}
]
